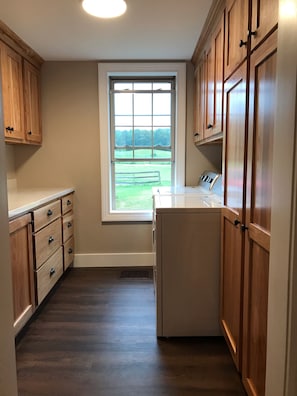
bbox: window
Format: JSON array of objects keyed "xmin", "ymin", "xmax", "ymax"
[{"xmin": 98, "ymin": 63, "xmax": 186, "ymax": 222}]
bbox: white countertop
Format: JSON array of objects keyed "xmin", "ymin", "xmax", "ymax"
[
  {"xmin": 8, "ymin": 187, "xmax": 75, "ymax": 219},
  {"xmin": 153, "ymin": 193, "xmax": 222, "ymax": 212}
]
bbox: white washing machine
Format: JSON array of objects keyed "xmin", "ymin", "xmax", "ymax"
[{"xmin": 152, "ymin": 171, "xmax": 222, "ymax": 337}]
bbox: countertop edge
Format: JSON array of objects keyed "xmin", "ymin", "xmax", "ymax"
[{"xmin": 8, "ymin": 188, "xmax": 75, "ymax": 219}]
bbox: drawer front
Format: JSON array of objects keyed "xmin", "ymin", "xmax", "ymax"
[
  {"xmin": 64, "ymin": 236, "xmax": 74, "ymax": 270},
  {"xmin": 33, "ymin": 200, "xmax": 61, "ymax": 232},
  {"xmin": 62, "ymin": 212, "xmax": 74, "ymax": 243},
  {"xmin": 36, "ymin": 247, "xmax": 63, "ymax": 304},
  {"xmin": 61, "ymin": 194, "xmax": 73, "ymax": 215},
  {"xmin": 35, "ymin": 218, "xmax": 62, "ymax": 269}
]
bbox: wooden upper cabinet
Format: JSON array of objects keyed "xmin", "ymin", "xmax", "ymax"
[
  {"xmin": 205, "ymin": 13, "xmax": 224, "ymax": 139},
  {"xmin": 193, "ymin": 56, "xmax": 205, "ymax": 143},
  {"xmin": 250, "ymin": 0, "xmax": 278, "ymax": 50},
  {"xmin": 0, "ymin": 20, "xmax": 43, "ymax": 145},
  {"xmin": 193, "ymin": 11, "xmax": 224, "ymax": 145},
  {"xmin": 23, "ymin": 60, "xmax": 42, "ymax": 144},
  {"xmin": 0, "ymin": 42, "xmax": 25, "ymax": 142},
  {"xmin": 224, "ymin": 0, "xmax": 249, "ymax": 79}
]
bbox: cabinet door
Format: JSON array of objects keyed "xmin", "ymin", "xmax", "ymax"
[
  {"xmin": 250, "ymin": 0, "xmax": 278, "ymax": 50},
  {"xmin": 193, "ymin": 56, "xmax": 205, "ymax": 142},
  {"xmin": 9, "ymin": 214, "xmax": 35, "ymax": 335},
  {"xmin": 225, "ymin": 0, "xmax": 249, "ymax": 79},
  {"xmin": 205, "ymin": 14, "xmax": 224, "ymax": 139},
  {"xmin": 242, "ymin": 31, "xmax": 277, "ymax": 396},
  {"xmin": 221, "ymin": 62, "xmax": 247, "ymax": 370},
  {"xmin": 0, "ymin": 42, "xmax": 24, "ymax": 141},
  {"xmin": 23, "ymin": 60, "xmax": 42, "ymax": 144}
]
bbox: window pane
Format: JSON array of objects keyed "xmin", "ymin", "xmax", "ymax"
[
  {"xmin": 115, "ymin": 128, "xmax": 132, "ymax": 147},
  {"xmin": 153, "ymin": 115, "xmax": 171, "ymax": 126},
  {"xmin": 153, "ymin": 147, "xmax": 171, "ymax": 159},
  {"xmin": 113, "ymin": 161, "xmax": 172, "ymax": 210},
  {"xmin": 134, "ymin": 148, "xmax": 153, "ymax": 159},
  {"xmin": 134, "ymin": 93, "xmax": 152, "ymax": 115},
  {"xmin": 153, "ymin": 82, "xmax": 171, "ymax": 91},
  {"xmin": 134, "ymin": 128, "xmax": 152, "ymax": 147},
  {"xmin": 134, "ymin": 82, "xmax": 152, "ymax": 91},
  {"xmin": 115, "ymin": 115, "xmax": 133, "ymax": 126},
  {"xmin": 113, "ymin": 82, "xmax": 132, "ymax": 90},
  {"xmin": 153, "ymin": 127, "xmax": 171, "ymax": 147},
  {"xmin": 114, "ymin": 93, "xmax": 132, "ymax": 114},
  {"xmin": 153, "ymin": 93, "xmax": 171, "ymax": 115},
  {"xmin": 134, "ymin": 115, "xmax": 151, "ymax": 127},
  {"xmin": 114, "ymin": 148, "xmax": 133, "ymax": 159}
]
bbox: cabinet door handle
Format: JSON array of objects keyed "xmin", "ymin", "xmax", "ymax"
[
  {"xmin": 239, "ymin": 39, "xmax": 247, "ymax": 47},
  {"xmin": 67, "ymin": 222, "xmax": 72, "ymax": 228},
  {"xmin": 48, "ymin": 236, "xmax": 54, "ymax": 244},
  {"xmin": 234, "ymin": 219, "xmax": 240, "ymax": 226},
  {"xmin": 67, "ymin": 200, "xmax": 72, "ymax": 206},
  {"xmin": 207, "ymin": 124, "xmax": 213, "ymax": 129},
  {"xmin": 27, "ymin": 130, "xmax": 32, "ymax": 135},
  {"xmin": 49, "ymin": 268, "xmax": 56, "ymax": 277},
  {"xmin": 241, "ymin": 224, "xmax": 248, "ymax": 231},
  {"xmin": 47, "ymin": 209, "xmax": 53, "ymax": 216},
  {"xmin": 68, "ymin": 248, "xmax": 73, "ymax": 254},
  {"xmin": 248, "ymin": 30, "xmax": 257, "ymax": 37}
]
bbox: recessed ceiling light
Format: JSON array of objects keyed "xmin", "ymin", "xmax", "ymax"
[{"xmin": 82, "ymin": 0, "xmax": 127, "ymax": 19}]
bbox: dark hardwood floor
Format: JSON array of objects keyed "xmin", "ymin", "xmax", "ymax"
[{"xmin": 16, "ymin": 267, "xmax": 246, "ymax": 396}]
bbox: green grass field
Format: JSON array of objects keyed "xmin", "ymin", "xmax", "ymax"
[{"xmin": 114, "ymin": 160, "xmax": 171, "ymax": 211}]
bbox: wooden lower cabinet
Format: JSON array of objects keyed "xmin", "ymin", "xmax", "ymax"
[
  {"xmin": 61, "ymin": 193, "xmax": 74, "ymax": 270},
  {"xmin": 63, "ymin": 237, "xmax": 74, "ymax": 271},
  {"xmin": 220, "ymin": 208, "xmax": 244, "ymax": 370},
  {"xmin": 36, "ymin": 247, "xmax": 63, "ymax": 304},
  {"xmin": 9, "ymin": 191, "xmax": 75, "ymax": 335},
  {"xmin": 32, "ymin": 193, "xmax": 75, "ymax": 305},
  {"xmin": 9, "ymin": 214, "xmax": 35, "ymax": 335}
]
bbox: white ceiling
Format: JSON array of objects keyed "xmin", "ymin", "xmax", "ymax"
[{"xmin": 0, "ymin": 0, "xmax": 212, "ymax": 61}]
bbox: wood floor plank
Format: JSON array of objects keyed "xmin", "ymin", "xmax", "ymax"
[{"xmin": 16, "ymin": 268, "xmax": 246, "ymax": 395}]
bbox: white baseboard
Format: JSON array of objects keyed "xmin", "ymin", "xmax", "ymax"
[{"xmin": 73, "ymin": 252, "xmax": 154, "ymax": 268}]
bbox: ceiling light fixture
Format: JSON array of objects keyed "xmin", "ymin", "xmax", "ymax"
[{"xmin": 82, "ymin": 0, "xmax": 127, "ymax": 18}]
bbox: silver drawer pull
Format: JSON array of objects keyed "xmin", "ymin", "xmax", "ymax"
[
  {"xmin": 49, "ymin": 268, "xmax": 55, "ymax": 277},
  {"xmin": 48, "ymin": 236, "xmax": 54, "ymax": 244}
]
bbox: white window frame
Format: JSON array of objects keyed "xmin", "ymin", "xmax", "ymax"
[{"xmin": 98, "ymin": 62, "xmax": 186, "ymax": 222}]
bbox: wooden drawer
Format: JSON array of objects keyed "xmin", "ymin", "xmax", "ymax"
[
  {"xmin": 36, "ymin": 247, "xmax": 63, "ymax": 304},
  {"xmin": 35, "ymin": 218, "xmax": 62, "ymax": 269},
  {"xmin": 33, "ymin": 200, "xmax": 61, "ymax": 232},
  {"xmin": 61, "ymin": 194, "xmax": 73, "ymax": 215},
  {"xmin": 64, "ymin": 236, "xmax": 74, "ymax": 270},
  {"xmin": 62, "ymin": 212, "xmax": 74, "ymax": 243}
]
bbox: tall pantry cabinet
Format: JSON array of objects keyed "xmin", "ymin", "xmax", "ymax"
[
  {"xmin": 221, "ymin": 1, "xmax": 278, "ymax": 396},
  {"xmin": 193, "ymin": 0, "xmax": 278, "ymax": 395}
]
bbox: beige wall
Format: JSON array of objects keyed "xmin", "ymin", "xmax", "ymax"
[{"xmin": 7, "ymin": 61, "xmax": 222, "ymax": 255}]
